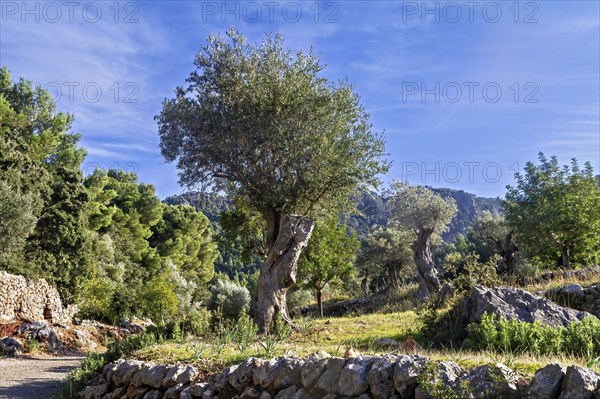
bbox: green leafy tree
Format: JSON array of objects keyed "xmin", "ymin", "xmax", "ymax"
[
  {"xmin": 84, "ymin": 169, "xmax": 164, "ymax": 317},
  {"xmin": 298, "ymin": 216, "xmax": 360, "ymax": 317},
  {"xmin": 356, "ymin": 224, "xmax": 413, "ymax": 292},
  {"xmin": 138, "ymin": 267, "xmax": 180, "ymax": 324},
  {"xmin": 389, "ymin": 182, "xmax": 457, "ymax": 300},
  {"xmin": 0, "ymin": 181, "xmax": 38, "ymax": 265},
  {"xmin": 472, "ymin": 211, "xmax": 519, "ymax": 275},
  {"xmin": 505, "ymin": 153, "xmax": 600, "ymax": 268},
  {"xmin": 150, "ymin": 204, "xmax": 218, "ymax": 296},
  {"xmin": 156, "ymin": 29, "xmax": 389, "ymax": 332},
  {"xmin": 25, "ymin": 167, "xmax": 91, "ymax": 300},
  {"xmin": 0, "ymin": 67, "xmax": 86, "ymax": 172},
  {"xmin": 1, "ymin": 67, "xmax": 89, "ymax": 299}
]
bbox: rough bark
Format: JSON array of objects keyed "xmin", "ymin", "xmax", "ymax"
[
  {"xmin": 561, "ymin": 246, "xmax": 571, "ymax": 269},
  {"xmin": 316, "ymin": 288, "xmax": 323, "ymax": 318},
  {"xmin": 413, "ymin": 227, "xmax": 441, "ymax": 300},
  {"xmin": 253, "ymin": 214, "xmax": 314, "ymax": 334}
]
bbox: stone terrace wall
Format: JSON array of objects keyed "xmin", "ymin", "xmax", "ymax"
[
  {"xmin": 545, "ymin": 283, "xmax": 600, "ymax": 318},
  {"xmin": 0, "ymin": 271, "xmax": 77, "ymax": 324},
  {"xmin": 81, "ymin": 353, "xmax": 600, "ymax": 399}
]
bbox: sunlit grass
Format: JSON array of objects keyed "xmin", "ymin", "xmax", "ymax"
[{"xmin": 129, "ymin": 308, "xmax": 599, "ymax": 384}]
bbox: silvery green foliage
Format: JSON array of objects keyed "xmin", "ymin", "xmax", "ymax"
[
  {"xmin": 0, "ymin": 181, "xmax": 38, "ymax": 258},
  {"xmin": 207, "ymin": 280, "xmax": 251, "ymax": 320},
  {"xmin": 165, "ymin": 259, "xmax": 200, "ymax": 315}
]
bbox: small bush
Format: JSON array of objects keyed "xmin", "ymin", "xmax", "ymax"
[
  {"xmin": 417, "ymin": 295, "xmax": 466, "ymax": 348},
  {"xmin": 207, "ymin": 280, "xmax": 251, "ymax": 321},
  {"xmin": 453, "ymin": 254, "xmax": 500, "ymax": 293},
  {"xmin": 287, "ymin": 288, "xmax": 314, "ymax": 316},
  {"xmin": 467, "ymin": 313, "xmax": 600, "ymax": 358}
]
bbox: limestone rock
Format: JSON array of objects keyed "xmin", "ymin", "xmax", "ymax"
[
  {"xmin": 143, "ymin": 390, "xmax": 162, "ymax": 399},
  {"xmin": 259, "ymin": 391, "xmax": 273, "ymax": 399},
  {"xmin": 164, "ymin": 383, "xmax": 184, "ymax": 399},
  {"xmin": 466, "ymin": 285, "xmax": 591, "ymax": 327},
  {"xmin": 300, "ymin": 353, "xmax": 329, "ymax": 390},
  {"xmin": 464, "ymin": 363, "xmax": 518, "ymax": 399},
  {"xmin": 315, "ymin": 357, "xmax": 346, "ymax": 394},
  {"xmin": 290, "ymin": 388, "xmax": 310, "ymax": 399},
  {"xmin": 274, "ymin": 385, "xmax": 299, "ymax": 399},
  {"xmin": 338, "ymin": 356, "xmax": 373, "ymax": 396},
  {"xmin": 240, "ymin": 385, "xmax": 262, "ymax": 399},
  {"xmin": 561, "ymin": 284, "xmax": 585, "ymax": 298},
  {"xmin": 82, "ymin": 383, "xmax": 109, "ymax": 399},
  {"xmin": 0, "ymin": 271, "xmax": 77, "ymax": 323},
  {"xmin": 393, "ymin": 355, "xmax": 426, "ymax": 397},
  {"xmin": 558, "ymin": 365, "xmax": 600, "ymax": 399},
  {"xmin": 179, "ymin": 387, "xmax": 191, "ymax": 399},
  {"xmin": 163, "ymin": 364, "xmax": 197, "ymax": 388},
  {"xmin": 528, "ymin": 364, "xmax": 566, "ymax": 399},
  {"xmin": 368, "ymin": 354, "xmax": 397, "ymax": 399},
  {"xmin": 0, "ymin": 337, "xmax": 22, "ymax": 355},
  {"xmin": 230, "ymin": 358, "xmax": 262, "ymax": 391},
  {"xmin": 141, "ymin": 365, "xmax": 170, "ymax": 389}
]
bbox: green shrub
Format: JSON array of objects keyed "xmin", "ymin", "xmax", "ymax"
[
  {"xmin": 417, "ymin": 294, "xmax": 468, "ymax": 348},
  {"xmin": 287, "ymin": 288, "xmax": 314, "ymax": 316},
  {"xmin": 467, "ymin": 313, "xmax": 600, "ymax": 358},
  {"xmin": 207, "ymin": 280, "xmax": 251, "ymax": 321},
  {"xmin": 453, "ymin": 254, "xmax": 500, "ymax": 293}
]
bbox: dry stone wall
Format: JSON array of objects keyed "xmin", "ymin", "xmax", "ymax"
[
  {"xmin": 81, "ymin": 353, "xmax": 600, "ymax": 399},
  {"xmin": 0, "ymin": 271, "xmax": 77, "ymax": 324},
  {"xmin": 546, "ymin": 283, "xmax": 600, "ymax": 318}
]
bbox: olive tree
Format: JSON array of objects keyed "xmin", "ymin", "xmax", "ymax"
[
  {"xmin": 156, "ymin": 29, "xmax": 388, "ymax": 333},
  {"xmin": 389, "ymin": 182, "xmax": 457, "ymax": 299}
]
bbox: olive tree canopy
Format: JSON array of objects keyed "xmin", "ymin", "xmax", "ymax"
[
  {"xmin": 156, "ymin": 28, "xmax": 389, "ymax": 332},
  {"xmin": 389, "ymin": 182, "xmax": 457, "ymax": 299}
]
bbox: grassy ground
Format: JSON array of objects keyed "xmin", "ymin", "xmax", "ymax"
[
  {"xmin": 85, "ymin": 269, "xmax": 600, "ymax": 383},
  {"xmin": 130, "ymin": 309, "xmax": 599, "ymax": 381}
]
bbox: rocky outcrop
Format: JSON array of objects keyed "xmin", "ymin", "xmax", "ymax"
[
  {"xmin": 546, "ymin": 283, "xmax": 600, "ymax": 318},
  {"xmin": 442, "ymin": 285, "xmax": 594, "ymax": 343},
  {"xmin": 464, "ymin": 285, "xmax": 590, "ymax": 327},
  {"xmin": 80, "ymin": 354, "xmax": 600, "ymax": 399},
  {"xmin": 0, "ymin": 271, "xmax": 78, "ymax": 324}
]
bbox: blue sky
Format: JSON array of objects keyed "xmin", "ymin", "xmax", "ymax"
[{"xmin": 1, "ymin": 0, "xmax": 598, "ymax": 198}]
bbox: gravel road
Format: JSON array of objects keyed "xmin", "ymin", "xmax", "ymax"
[{"xmin": 0, "ymin": 355, "xmax": 84, "ymax": 399}]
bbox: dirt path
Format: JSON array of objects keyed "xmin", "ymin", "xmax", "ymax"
[{"xmin": 0, "ymin": 355, "xmax": 84, "ymax": 399}]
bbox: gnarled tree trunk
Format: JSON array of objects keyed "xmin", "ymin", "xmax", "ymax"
[
  {"xmin": 413, "ymin": 227, "xmax": 441, "ymax": 300},
  {"xmin": 494, "ymin": 230, "xmax": 519, "ymax": 275},
  {"xmin": 252, "ymin": 214, "xmax": 314, "ymax": 334}
]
